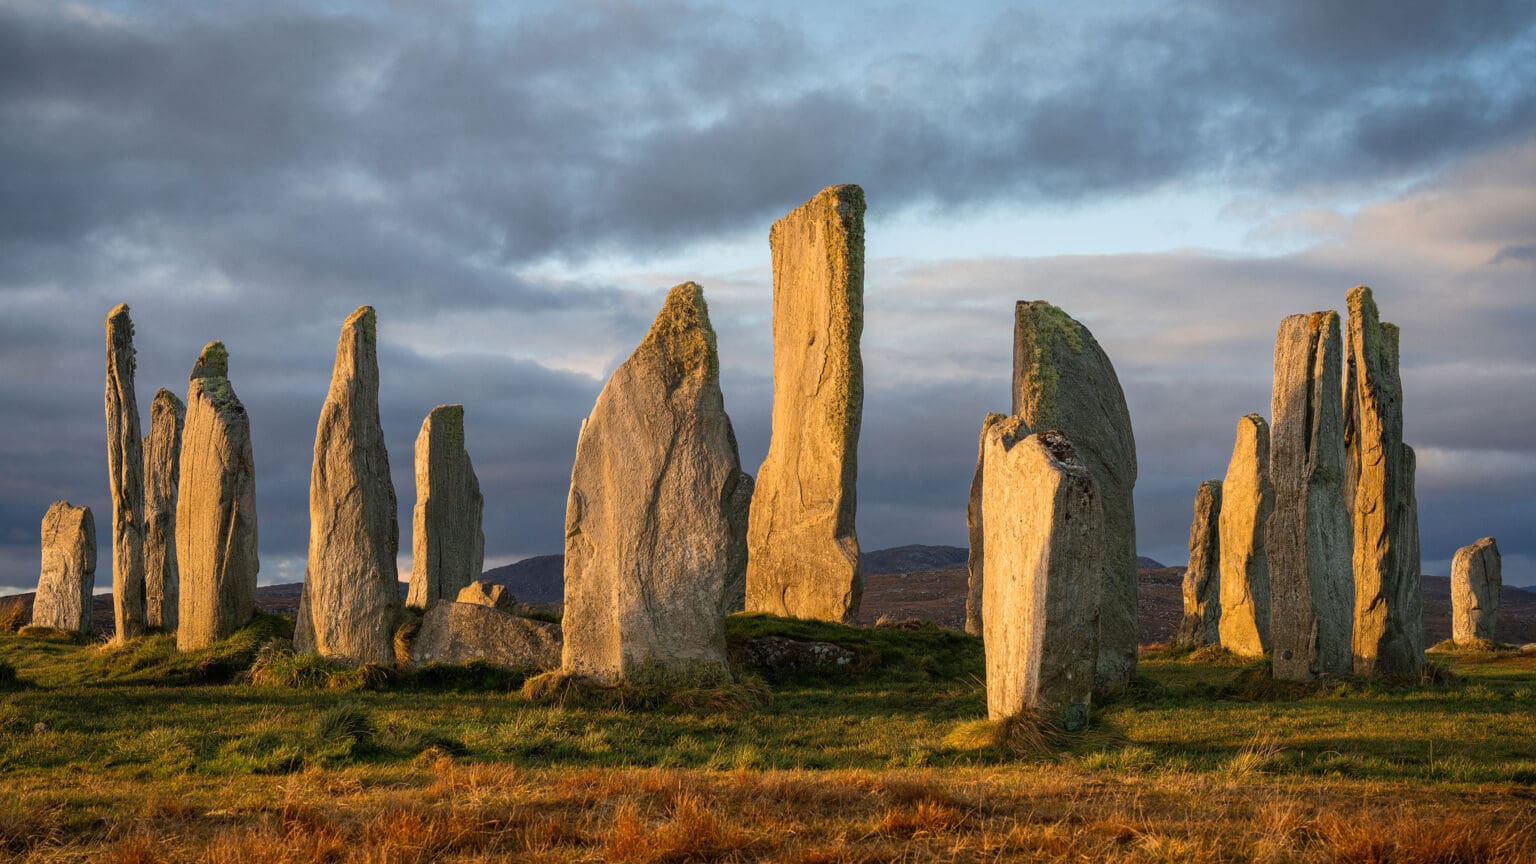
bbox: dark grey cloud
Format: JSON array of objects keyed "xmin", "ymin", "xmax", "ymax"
[{"xmin": 1, "ymin": 1, "xmax": 1533, "ymax": 593}]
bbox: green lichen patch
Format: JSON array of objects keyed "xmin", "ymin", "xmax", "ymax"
[
  {"xmin": 1014, "ymin": 301, "xmax": 1086, "ymax": 429},
  {"xmin": 641, "ymin": 282, "xmax": 718, "ymax": 390},
  {"xmin": 191, "ymin": 341, "xmax": 229, "ymax": 379}
]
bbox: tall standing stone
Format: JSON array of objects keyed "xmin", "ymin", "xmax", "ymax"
[
  {"xmin": 406, "ymin": 405, "xmax": 485, "ymax": 609},
  {"xmin": 295, "ymin": 306, "xmax": 400, "ymax": 664},
  {"xmin": 176, "ymin": 342, "xmax": 259, "ymax": 649},
  {"xmin": 33, "ymin": 502, "xmax": 96, "ymax": 633},
  {"xmin": 1268, "ymin": 312, "xmax": 1353, "ymax": 681},
  {"xmin": 1218, "ymin": 414, "xmax": 1273, "ymax": 657},
  {"xmin": 745, "ymin": 184, "xmax": 865, "ymax": 624},
  {"xmin": 1451, "ymin": 537, "xmax": 1501, "ymax": 644},
  {"xmin": 1011, "ymin": 300, "xmax": 1138, "ymax": 693},
  {"xmin": 1175, "ymin": 480, "xmax": 1222, "ymax": 648},
  {"xmin": 981, "ymin": 420, "xmax": 1103, "ymax": 731},
  {"xmin": 143, "ymin": 388, "xmax": 184, "ymax": 629},
  {"xmin": 104, "ymin": 304, "xmax": 146, "ymax": 640},
  {"xmin": 965, "ymin": 412, "xmax": 1009, "ymax": 636},
  {"xmin": 563, "ymin": 283, "xmax": 750, "ymax": 682},
  {"xmin": 1344, "ymin": 286, "xmax": 1423, "ymax": 676}
]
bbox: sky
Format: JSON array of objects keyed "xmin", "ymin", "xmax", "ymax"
[{"xmin": 2, "ymin": 0, "xmax": 1534, "ymax": 594}]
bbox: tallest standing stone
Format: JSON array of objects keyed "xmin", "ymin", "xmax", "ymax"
[
  {"xmin": 1011, "ymin": 301, "xmax": 1138, "ymax": 693},
  {"xmin": 1344, "ymin": 286, "xmax": 1423, "ymax": 676},
  {"xmin": 745, "ymin": 185, "xmax": 865, "ymax": 623},
  {"xmin": 105, "ymin": 304, "xmax": 147, "ymax": 640},
  {"xmin": 295, "ymin": 306, "xmax": 401, "ymax": 664}
]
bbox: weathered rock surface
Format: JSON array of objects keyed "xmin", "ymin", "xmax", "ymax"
[
  {"xmin": 455, "ymin": 579, "xmax": 516, "ymax": 614},
  {"xmin": 1345, "ymin": 286, "xmax": 1423, "ymax": 676},
  {"xmin": 295, "ymin": 307, "xmax": 401, "ymax": 664},
  {"xmin": 745, "ymin": 184, "xmax": 865, "ymax": 624},
  {"xmin": 410, "ymin": 602, "xmax": 560, "ymax": 670},
  {"xmin": 176, "ymin": 342, "xmax": 259, "ymax": 649},
  {"xmin": 735, "ymin": 635, "xmax": 857, "ymax": 679},
  {"xmin": 33, "ymin": 502, "xmax": 96, "ymax": 632},
  {"xmin": 406, "ymin": 405, "xmax": 484, "ymax": 609},
  {"xmin": 982, "ymin": 420, "xmax": 1103, "ymax": 731},
  {"xmin": 563, "ymin": 283, "xmax": 750, "ymax": 683},
  {"xmin": 1268, "ymin": 312, "xmax": 1353, "ymax": 681},
  {"xmin": 143, "ymin": 388, "xmax": 184, "ymax": 630},
  {"xmin": 1011, "ymin": 301, "xmax": 1136, "ymax": 694},
  {"xmin": 720, "ymin": 471, "xmax": 754, "ymax": 614},
  {"xmin": 965, "ymin": 412, "xmax": 1010, "ymax": 636},
  {"xmin": 104, "ymin": 304, "xmax": 146, "ymax": 640},
  {"xmin": 1175, "ymin": 480, "xmax": 1222, "ymax": 648},
  {"xmin": 1218, "ymin": 414, "xmax": 1273, "ymax": 657},
  {"xmin": 1452, "ymin": 537, "xmax": 1501, "ymax": 644}
]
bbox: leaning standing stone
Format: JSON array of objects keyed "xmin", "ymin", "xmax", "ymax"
[
  {"xmin": 105, "ymin": 304, "xmax": 147, "ymax": 640},
  {"xmin": 981, "ymin": 420, "xmax": 1103, "ymax": 731},
  {"xmin": 1012, "ymin": 300, "xmax": 1138, "ymax": 693},
  {"xmin": 176, "ymin": 342, "xmax": 259, "ymax": 649},
  {"xmin": 1217, "ymin": 414, "xmax": 1273, "ymax": 657},
  {"xmin": 745, "ymin": 184, "xmax": 865, "ymax": 624},
  {"xmin": 563, "ymin": 283, "xmax": 750, "ymax": 683},
  {"xmin": 33, "ymin": 502, "xmax": 96, "ymax": 633},
  {"xmin": 1451, "ymin": 537, "xmax": 1501, "ymax": 645},
  {"xmin": 295, "ymin": 307, "xmax": 401, "ymax": 664},
  {"xmin": 143, "ymin": 388, "xmax": 185, "ymax": 630},
  {"xmin": 406, "ymin": 405, "xmax": 484, "ymax": 609},
  {"xmin": 965, "ymin": 412, "xmax": 1010, "ymax": 636},
  {"xmin": 1344, "ymin": 286, "xmax": 1423, "ymax": 676},
  {"xmin": 1268, "ymin": 311, "xmax": 1353, "ymax": 681},
  {"xmin": 1175, "ymin": 480, "xmax": 1222, "ymax": 648}
]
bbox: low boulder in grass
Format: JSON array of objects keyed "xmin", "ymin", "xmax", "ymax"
[
  {"xmin": 409, "ymin": 601, "xmax": 560, "ymax": 670},
  {"xmin": 455, "ymin": 580, "xmax": 516, "ymax": 614},
  {"xmin": 735, "ymin": 635, "xmax": 857, "ymax": 680}
]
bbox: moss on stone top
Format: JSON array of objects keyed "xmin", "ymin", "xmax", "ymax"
[
  {"xmin": 191, "ymin": 341, "xmax": 229, "ymax": 379},
  {"xmin": 1014, "ymin": 301, "xmax": 1086, "ymax": 429},
  {"xmin": 640, "ymin": 282, "xmax": 717, "ymax": 391},
  {"xmin": 152, "ymin": 388, "xmax": 184, "ymax": 413}
]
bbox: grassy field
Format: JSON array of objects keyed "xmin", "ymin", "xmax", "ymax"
[{"xmin": 1, "ymin": 615, "xmax": 1534, "ymax": 862}]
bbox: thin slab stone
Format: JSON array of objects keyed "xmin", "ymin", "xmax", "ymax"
[{"xmin": 1217, "ymin": 414, "xmax": 1273, "ymax": 657}]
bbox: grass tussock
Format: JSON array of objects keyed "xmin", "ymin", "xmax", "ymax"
[
  {"xmin": 942, "ymin": 709, "xmax": 1067, "ymax": 760},
  {"xmin": 15, "ymin": 626, "xmax": 89, "ymax": 644},
  {"xmin": 0, "ymin": 597, "xmax": 28, "ymax": 633}
]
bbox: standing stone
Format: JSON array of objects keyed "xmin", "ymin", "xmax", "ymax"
[
  {"xmin": 405, "ymin": 405, "xmax": 485, "ymax": 609},
  {"xmin": 1218, "ymin": 414, "xmax": 1273, "ymax": 657},
  {"xmin": 981, "ymin": 420, "xmax": 1103, "ymax": 731},
  {"xmin": 33, "ymin": 502, "xmax": 96, "ymax": 633},
  {"xmin": 176, "ymin": 342, "xmax": 259, "ymax": 649},
  {"xmin": 1011, "ymin": 301, "xmax": 1137, "ymax": 693},
  {"xmin": 1451, "ymin": 537, "xmax": 1501, "ymax": 644},
  {"xmin": 1344, "ymin": 286, "xmax": 1423, "ymax": 676},
  {"xmin": 563, "ymin": 283, "xmax": 750, "ymax": 683},
  {"xmin": 1395, "ymin": 442, "xmax": 1424, "ymax": 654},
  {"xmin": 1175, "ymin": 480, "xmax": 1222, "ymax": 648},
  {"xmin": 965, "ymin": 412, "xmax": 1009, "ymax": 636},
  {"xmin": 1268, "ymin": 312, "xmax": 1353, "ymax": 681},
  {"xmin": 745, "ymin": 184, "xmax": 865, "ymax": 624},
  {"xmin": 295, "ymin": 307, "xmax": 401, "ymax": 664},
  {"xmin": 104, "ymin": 304, "xmax": 146, "ymax": 640},
  {"xmin": 143, "ymin": 388, "xmax": 184, "ymax": 629}
]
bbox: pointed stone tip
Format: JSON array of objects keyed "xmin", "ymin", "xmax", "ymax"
[
  {"xmin": 106, "ymin": 303, "xmax": 131, "ymax": 321},
  {"xmin": 639, "ymin": 282, "xmax": 716, "ymax": 387},
  {"xmin": 152, "ymin": 387, "xmax": 185, "ymax": 410},
  {"xmin": 191, "ymin": 341, "xmax": 229, "ymax": 379},
  {"xmin": 344, "ymin": 305, "xmax": 378, "ymax": 343},
  {"xmin": 1346, "ymin": 285, "xmax": 1374, "ymax": 306}
]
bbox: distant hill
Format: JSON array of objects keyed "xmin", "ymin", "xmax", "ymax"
[
  {"xmin": 1137, "ymin": 556, "xmax": 1167, "ymax": 569},
  {"xmin": 861, "ymin": 544, "xmax": 969, "ymax": 575},
  {"xmin": 480, "ymin": 554, "xmax": 564, "ymax": 604}
]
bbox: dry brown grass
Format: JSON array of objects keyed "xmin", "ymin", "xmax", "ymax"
[{"xmin": 6, "ymin": 763, "xmax": 1534, "ymax": 863}]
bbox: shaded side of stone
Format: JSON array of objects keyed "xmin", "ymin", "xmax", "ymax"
[
  {"xmin": 33, "ymin": 502, "xmax": 96, "ymax": 632},
  {"xmin": 143, "ymin": 388, "xmax": 184, "ymax": 630},
  {"xmin": 1268, "ymin": 312, "xmax": 1353, "ymax": 681},
  {"xmin": 981, "ymin": 420, "xmax": 1103, "ymax": 731},
  {"xmin": 965, "ymin": 412, "xmax": 1011, "ymax": 636},
  {"xmin": 1175, "ymin": 480, "xmax": 1222, "ymax": 648},
  {"xmin": 105, "ymin": 303, "xmax": 146, "ymax": 639},
  {"xmin": 1218, "ymin": 414, "xmax": 1273, "ymax": 657},
  {"xmin": 745, "ymin": 184, "xmax": 865, "ymax": 624},
  {"xmin": 563, "ymin": 283, "xmax": 748, "ymax": 683},
  {"xmin": 406, "ymin": 404, "xmax": 485, "ymax": 609},
  {"xmin": 295, "ymin": 306, "xmax": 401, "ymax": 663},
  {"xmin": 1451, "ymin": 537, "xmax": 1500, "ymax": 644},
  {"xmin": 176, "ymin": 343, "xmax": 259, "ymax": 649},
  {"xmin": 409, "ymin": 602, "xmax": 560, "ymax": 670},
  {"xmin": 1011, "ymin": 300, "xmax": 1137, "ymax": 694}
]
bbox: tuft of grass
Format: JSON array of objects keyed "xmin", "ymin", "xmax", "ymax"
[
  {"xmin": 942, "ymin": 710, "xmax": 1066, "ymax": 760},
  {"xmin": 15, "ymin": 626, "xmax": 89, "ymax": 644},
  {"xmin": 247, "ymin": 645, "xmax": 334, "ymax": 688},
  {"xmin": 393, "ymin": 606, "xmax": 423, "ymax": 666},
  {"xmin": 0, "ymin": 597, "xmax": 27, "ymax": 633}
]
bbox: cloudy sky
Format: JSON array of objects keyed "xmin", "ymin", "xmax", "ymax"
[{"xmin": 2, "ymin": 0, "xmax": 1533, "ymax": 595}]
